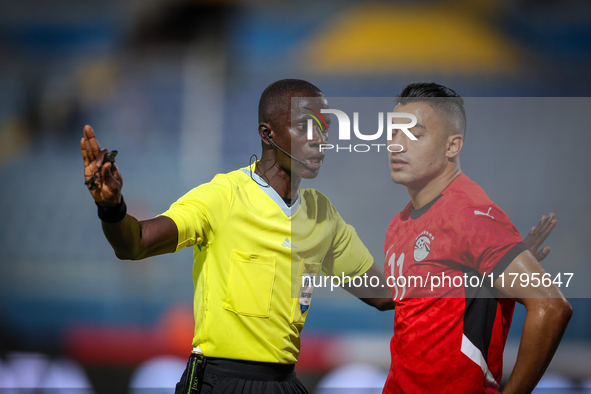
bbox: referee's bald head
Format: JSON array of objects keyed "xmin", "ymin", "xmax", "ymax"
[{"xmin": 259, "ymin": 79, "xmax": 324, "ymax": 127}]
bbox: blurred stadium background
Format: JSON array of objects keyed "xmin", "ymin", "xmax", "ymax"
[{"xmin": 1, "ymin": 0, "xmax": 591, "ymax": 392}]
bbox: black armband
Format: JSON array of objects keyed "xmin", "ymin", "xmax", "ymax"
[{"xmin": 96, "ymin": 196, "xmax": 127, "ymax": 223}]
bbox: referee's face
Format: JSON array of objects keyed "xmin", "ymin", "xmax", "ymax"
[
  {"xmin": 273, "ymin": 92, "xmax": 330, "ymax": 179},
  {"xmin": 387, "ymin": 102, "xmax": 451, "ymax": 189}
]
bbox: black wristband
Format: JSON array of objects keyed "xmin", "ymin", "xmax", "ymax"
[{"xmin": 96, "ymin": 196, "xmax": 127, "ymax": 223}]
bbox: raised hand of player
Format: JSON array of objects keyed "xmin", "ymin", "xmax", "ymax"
[
  {"xmin": 523, "ymin": 213, "xmax": 556, "ymax": 262},
  {"xmin": 81, "ymin": 125, "xmax": 123, "ymax": 206}
]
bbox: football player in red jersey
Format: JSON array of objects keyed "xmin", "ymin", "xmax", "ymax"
[{"xmin": 383, "ymin": 83, "xmax": 572, "ymax": 394}]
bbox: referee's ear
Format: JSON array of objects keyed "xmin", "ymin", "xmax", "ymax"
[{"xmin": 259, "ymin": 123, "xmax": 273, "ymax": 146}]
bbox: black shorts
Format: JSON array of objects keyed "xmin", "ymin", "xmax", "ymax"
[{"xmin": 175, "ymin": 356, "xmax": 309, "ymax": 394}]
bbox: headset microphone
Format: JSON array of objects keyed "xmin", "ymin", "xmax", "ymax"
[{"xmin": 263, "ymin": 133, "xmax": 307, "ymax": 165}]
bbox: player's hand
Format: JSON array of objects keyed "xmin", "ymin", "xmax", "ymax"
[
  {"xmin": 523, "ymin": 213, "xmax": 556, "ymax": 262},
  {"xmin": 81, "ymin": 125, "xmax": 123, "ymax": 206}
]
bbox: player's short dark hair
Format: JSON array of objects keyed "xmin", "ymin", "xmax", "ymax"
[
  {"xmin": 396, "ymin": 82, "xmax": 467, "ymax": 137},
  {"xmin": 258, "ymin": 79, "xmax": 323, "ymax": 124}
]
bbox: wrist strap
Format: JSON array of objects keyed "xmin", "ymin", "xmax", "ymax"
[{"xmin": 96, "ymin": 196, "xmax": 127, "ymax": 223}]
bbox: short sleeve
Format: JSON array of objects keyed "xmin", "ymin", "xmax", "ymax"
[
  {"xmin": 321, "ymin": 206, "xmax": 374, "ymax": 279},
  {"xmin": 456, "ymin": 204, "xmax": 526, "ymax": 276},
  {"xmin": 158, "ymin": 175, "xmax": 232, "ymax": 252}
]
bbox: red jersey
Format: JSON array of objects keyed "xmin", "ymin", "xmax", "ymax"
[{"xmin": 383, "ymin": 173, "xmax": 527, "ymax": 394}]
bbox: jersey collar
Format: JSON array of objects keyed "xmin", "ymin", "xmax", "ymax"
[
  {"xmin": 240, "ymin": 167, "xmax": 300, "ymax": 217},
  {"xmin": 409, "ymin": 173, "xmax": 464, "ymax": 219},
  {"xmin": 410, "ymin": 194, "xmax": 442, "ymax": 219}
]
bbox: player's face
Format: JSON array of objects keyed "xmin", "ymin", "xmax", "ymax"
[
  {"xmin": 387, "ymin": 102, "xmax": 450, "ymax": 188},
  {"xmin": 272, "ymin": 92, "xmax": 330, "ymax": 179}
]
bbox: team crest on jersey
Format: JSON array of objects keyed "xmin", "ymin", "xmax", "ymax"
[{"xmin": 414, "ymin": 232, "xmax": 433, "ymax": 262}]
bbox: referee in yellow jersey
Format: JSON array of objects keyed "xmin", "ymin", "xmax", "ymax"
[{"xmin": 81, "ymin": 79, "xmax": 396, "ymax": 393}]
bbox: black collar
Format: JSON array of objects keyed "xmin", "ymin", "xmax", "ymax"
[{"xmin": 410, "ymin": 194, "xmax": 443, "ymax": 219}]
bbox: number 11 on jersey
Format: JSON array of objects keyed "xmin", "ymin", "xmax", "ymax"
[{"xmin": 388, "ymin": 252, "xmax": 405, "ymax": 300}]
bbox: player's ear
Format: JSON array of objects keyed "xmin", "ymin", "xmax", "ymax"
[
  {"xmin": 446, "ymin": 134, "xmax": 463, "ymax": 158},
  {"xmin": 258, "ymin": 123, "xmax": 273, "ymax": 145}
]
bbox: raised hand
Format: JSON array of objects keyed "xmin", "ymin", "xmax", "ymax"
[
  {"xmin": 523, "ymin": 213, "xmax": 557, "ymax": 262},
  {"xmin": 81, "ymin": 125, "xmax": 122, "ymax": 206}
]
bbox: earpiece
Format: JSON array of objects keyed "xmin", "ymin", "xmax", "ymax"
[{"xmin": 261, "ymin": 129, "xmax": 306, "ymax": 165}]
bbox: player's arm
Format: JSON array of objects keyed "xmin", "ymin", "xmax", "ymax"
[
  {"xmin": 343, "ymin": 263, "xmax": 396, "ymax": 311},
  {"xmin": 494, "ymin": 250, "xmax": 572, "ymax": 394},
  {"xmin": 352, "ymin": 213, "xmax": 554, "ymax": 312},
  {"xmin": 81, "ymin": 125, "xmax": 178, "ymax": 260}
]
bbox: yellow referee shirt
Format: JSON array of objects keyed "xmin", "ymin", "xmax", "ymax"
[{"xmin": 160, "ymin": 163, "xmax": 373, "ymax": 364}]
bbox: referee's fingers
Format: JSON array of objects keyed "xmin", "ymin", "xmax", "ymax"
[
  {"xmin": 100, "ymin": 161, "xmax": 112, "ymax": 180},
  {"xmin": 83, "ymin": 125, "xmax": 101, "ymax": 158},
  {"xmin": 96, "ymin": 148, "xmax": 109, "ymax": 167},
  {"xmin": 83, "ymin": 142, "xmax": 100, "ymax": 182},
  {"xmin": 81, "ymin": 138, "xmax": 90, "ymax": 166},
  {"xmin": 110, "ymin": 163, "xmax": 123, "ymax": 186},
  {"xmin": 84, "ymin": 135, "xmax": 97, "ymax": 164}
]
